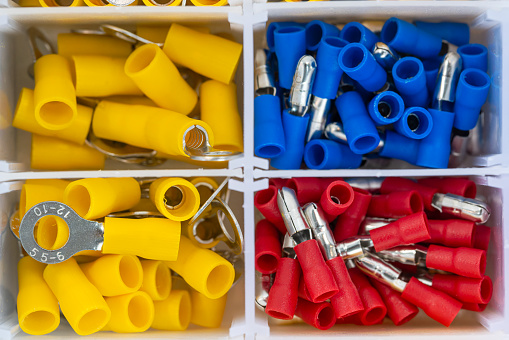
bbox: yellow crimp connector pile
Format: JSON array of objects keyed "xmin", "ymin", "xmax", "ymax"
[
  {"xmin": 16, "ymin": 177, "xmax": 236, "ymax": 335},
  {"xmin": 13, "ymin": 24, "xmax": 243, "ymax": 170}
]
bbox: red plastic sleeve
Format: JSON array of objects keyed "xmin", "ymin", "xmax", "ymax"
[
  {"xmin": 426, "ymin": 245, "xmax": 487, "ymax": 279},
  {"xmin": 380, "ymin": 177, "xmax": 438, "ymax": 211},
  {"xmin": 254, "ymin": 185, "xmax": 287, "ymax": 234},
  {"xmin": 326, "ymin": 257, "xmax": 363, "ymax": 319},
  {"xmin": 370, "ymin": 278, "xmax": 419, "ymax": 326},
  {"xmin": 286, "ymin": 177, "xmax": 342, "ymax": 205},
  {"xmin": 319, "ymin": 181, "xmax": 354, "ymax": 222},
  {"xmin": 427, "ymin": 219, "xmax": 475, "ymax": 248},
  {"xmin": 348, "ymin": 267, "xmax": 387, "ymax": 325},
  {"xmin": 294, "ymin": 298, "xmax": 336, "ymax": 330},
  {"xmin": 418, "ymin": 177, "xmax": 477, "ymax": 198},
  {"xmin": 473, "ymin": 225, "xmax": 491, "ymax": 251},
  {"xmin": 334, "ymin": 188, "xmax": 372, "ymax": 243},
  {"xmin": 265, "ymin": 258, "xmax": 301, "ymax": 320},
  {"xmin": 255, "ymin": 220, "xmax": 282, "ymax": 274},
  {"xmin": 432, "ymin": 274, "xmax": 493, "ymax": 304},
  {"xmin": 367, "ymin": 190, "xmax": 424, "ymax": 219}
]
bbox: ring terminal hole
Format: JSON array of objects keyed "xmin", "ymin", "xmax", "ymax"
[
  {"xmin": 39, "ymin": 102, "xmax": 74, "ymax": 126},
  {"xmin": 193, "ymin": 218, "xmax": 216, "ymax": 244},
  {"xmin": 195, "ymin": 183, "xmax": 215, "ymax": 206},
  {"xmin": 184, "ymin": 126, "xmax": 208, "ymax": 153},
  {"xmin": 35, "ymin": 216, "xmax": 70, "ymax": 251}
]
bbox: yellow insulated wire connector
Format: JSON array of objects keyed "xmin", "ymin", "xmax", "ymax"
[
  {"xmin": 57, "ymin": 33, "xmax": 133, "ymax": 59},
  {"xmin": 149, "ymin": 177, "xmax": 200, "ymax": 221},
  {"xmin": 190, "ymin": 288, "xmax": 228, "ymax": 328},
  {"xmin": 152, "ymin": 290, "xmax": 192, "ymax": 331},
  {"xmin": 20, "ymin": 179, "xmax": 69, "ymax": 217},
  {"xmin": 104, "ymin": 291, "xmax": 154, "ymax": 333},
  {"xmin": 17, "ymin": 257, "xmax": 60, "ymax": 335},
  {"xmin": 140, "ymin": 260, "xmax": 172, "ymax": 301}
]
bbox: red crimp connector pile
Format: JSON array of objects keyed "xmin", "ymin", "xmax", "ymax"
[{"xmin": 255, "ymin": 176, "xmax": 494, "ymax": 329}]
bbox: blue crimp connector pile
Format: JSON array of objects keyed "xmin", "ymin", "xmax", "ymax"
[{"xmin": 254, "ymin": 18, "xmax": 491, "ymax": 170}]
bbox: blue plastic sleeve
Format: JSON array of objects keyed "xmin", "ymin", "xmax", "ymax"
[
  {"xmin": 422, "ymin": 57, "xmax": 443, "ymax": 96},
  {"xmin": 392, "ymin": 57, "xmax": 429, "ymax": 107},
  {"xmin": 312, "ymin": 37, "xmax": 348, "ymax": 99},
  {"xmin": 379, "ymin": 130, "xmax": 419, "ymax": 165},
  {"xmin": 416, "ymin": 108, "xmax": 455, "ymax": 168},
  {"xmin": 270, "ymin": 109, "xmax": 310, "ymax": 170},
  {"xmin": 274, "ymin": 26, "xmax": 307, "ymax": 90},
  {"xmin": 338, "ymin": 43, "xmax": 387, "ymax": 92},
  {"xmin": 367, "ymin": 91, "xmax": 405, "ymax": 126},
  {"xmin": 453, "ymin": 68, "xmax": 491, "ymax": 131},
  {"xmin": 254, "ymin": 95, "xmax": 286, "ymax": 159},
  {"xmin": 335, "ymin": 91, "xmax": 381, "ymax": 154},
  {"xmin": 340, "ymin": 22, "xmax": 379, "ymax": 51},
  {"xmin": 304, "ymin": 139, "xmax": 363, "ymax": 169},
  {"xmin": 394, "ymin": 107, "xmax": 433, "ymax": 140},
  {"xmin": 381, "ymin": 17, "xmax": 443, "ymax": 59},
  {"xmin": 305, "ymin": 20, "xmax": 341, "ymax": 51},
  {"xmin": 457, "ymin": 44, "xmax": 488, "ymax": 72},
  {"xmin": 267, "ymin": 22, "xmax": 305, "ymax": 52},
  {"xmin": 414, "ymin": 21, "xmax": 470, "ymax": 47}
]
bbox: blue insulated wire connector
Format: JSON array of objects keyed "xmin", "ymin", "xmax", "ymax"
[
  {"xmin": 416, "ymin": 108, "xmax": 455, "ymax": 168},
  {"xmin": 378, "ymin": 130, "xmax": 419, "ymax": 165},
  {"xmin": 457, "ymin": 44, "xmax": 488, "ymax": 72},
  {"xmin": 414, "ymin": 21, "xmax": 470, "ymax": 47},
  {"xmin": 304, "ymin": 139, "xmax": 363, "ymax": 169},
  {"xmin": 340, "ymin": 22, "xmax": 379, "ymax": 51},
  {"xmin": 392, "ymin": 57, "xmax": 429, "ymax": 107},
  {"xmin": 367, "ymin": 91, "xmax": 405, "ymax": 126},
  {"xmin": 254, "ymin": 95, "xmax": 286, "ymax": 159},
  {"xmin": 305, "ymin": 20, "xmax": 341, "ymax": 51},
  {"xmin": 267, "ymin": 22, "xmax": 305, "ymax": 52},
  {"xmin": 312, "ymin": 37, "xmax": 348, "ymax": 99},
  {"xmin": 394, "ymin": 107, "xmax": 433, "ymax": 140},
  {"xmin": 274, "ymin": 26, "xmax": 307, "ymax": 90}
]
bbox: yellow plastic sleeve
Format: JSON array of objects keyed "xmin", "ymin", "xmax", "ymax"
[
  {"xmin": 165, "ymin": 236, "xmax": 234, "ymax": 299},
  {"xmin": 39, "ymin": 0, "xmax": 84, "ymax": 6},
  {"xmin": 152, "ymin": 290, "xmax": 191, "ymax": 331},
  {"xmin": 92, "ymin": 100, "xmax": 214, "ymax": 156},
  {"xmin": 141, "ymin": 0, "xmax": 181, "ymax": 6},
  {"xmin": 73, "ymin": 56, "xmax": 143, "ymax": 97},
  {"xmin": 103, "ymin": 291, "xmax": 154, "ymax": 333},
  {"xmin": 57, "ymin": 33, "xmax": 133, "ymax": 59},
  {"xmin": 149, "ymin": 178, "xmax": 200, "ymax": 221},
  {"xmin": 33, "ymin": 54, "xmax": 77, "ymax": 130},
  {"xmin": 102, "ymin": 217, "xmax": 181, "ymax": 261},
  {"xmin": 200, "ymin": 80, "xmax": 243, "ymax": 152},
  {"xmin": 190, "ymin": 288, "xmax": 227, "ymax": 328},
  {"xmin": 129, "ymin": 198, "xmax": 158, "ymax": 212},
  {"xmin": 18, "ymin": 0, "xmax": 41, "ymax": 6},
  {"xmin": 43, "ymin": 258, "xmax": 111, "ymax": 336},
  {"xmin": 136, "ymin": 26, "xmax": 210, "ymax": 45},
  {"xmin": 125, "ymin": 44, "xmax": 197, "ymax": 115},
  {"xmin": 84, "ymin": 0, "xmax": 138, "ymax": 5},
  {"xmin": 63, "ymin": 177, "xmax": 141, "ymax": 219},
  {"xmin": 80, "ymin": 255, "xmax": 143, "ymax": 297},
  {"xmin": 188, "ymin": 0, "xmax": 226, "ymax": 6},
  {"xmin": 36, "ymin": 215, "xmax": 69, "ymax": 250},
  {"xmin": 17, "ymin": 257, "xmax": 60, "ymax": 335},
  {"xmin": 20, "ymin": 179, "xmax": 69, "ymax": 217},
  {"xmin": 13, "ymin": 88, "xmax": 92, "ymax": 145},
  {"xmin": 140, "ymin": 260, "xmax": 172, "ymax": 301},
  {"xmin": 31, "ymin": 134, "xmax": 105, "ymax": 171},
  {"xmin": 101, "ymin": 95, "xmax": 157, "ymax": 107},
  {"xmin": 163, "ymin": 24, "xmax": 242, "ymax": 85}
]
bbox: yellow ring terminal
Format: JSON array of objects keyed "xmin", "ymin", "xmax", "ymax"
[
  {"xmin": 43, "ymin": 258, "xmax": 111, "ymax": 336},
  {"xmin": 104, "ymin": 291, "xmax": 154, "ymax": 333},
  {"xmin": 64, "ymin": 178, "xmax": 141, "ymax": 220},
  {"xmin": 20, "ymin": 179, "xmax": 69, "ymax": 217},
  {"xmin": 58, "ymin": 34, "xmax": 133, "ymax": 59},
  {"xmin": 190, "ymin": 288, "xmax": 227, "ymax": 328},
  {"xmin": 152, "ymin": 290, "xmax": 191, "ymax": 331},
  {"xmin": 39, "ymin": 0, "xmax": 84, "ymax": 6},
  {"xmin": 200, "ymin": 80, "xmax": 243, "ymax": 152},
  {"xmin": 125, "ymin": 44, "xmax": 197, "ymax": 115},
  {"xmin": 17, "ymin": 257, "xmax": 60, "ymax": 335},
  {"xmin": 80, "ymin": 255, "xmax": 143, "ymax": 297},
  {"xmin": 141, "ymin": 0, "xmax": 181, "ymax": 6},
  {"xmin": 149, "ymin": 178, "xmax": 200, "ymax": 221},
  {"xmin": 92, "ymin": 100, "xmax": 214, "ymax": 157},
  {"xmin": 13, "ymin": 88, "xmax": 92, "ymax": 145},
  {"xmin": 31, "ymin": 135, "xmax": 105, "ymax": 170},
  {"xmin": 163, "ymin": 24, "xmax": 242, "ymax": 85},
  {"xmin": 188, "ymin": 0, "xmax": 226, "ymax": 6},
  {"xmin": 140, "ymin": 260, "xmax": 172, "ymax": 301},
  {"xmin": 165, "ymin": 236, "xmax": 234, "ymax": 299},
  {"xmin": 189, "ymin": 177, "xmax": 219, "ymax": 219},
  {"xmin": 102, "ymin": 217, "xmax": 181, "ymax": 261},
  {"xmin": 73, "ymin": 56, "xmax": 143, "ymax": 97},
  {"xmin": 33, "ymin": 54, "xmax": 77, "ymax": 130},
  {"xmin": 157, "ymin": 153, "xmax": 228, "ymax": 168}
]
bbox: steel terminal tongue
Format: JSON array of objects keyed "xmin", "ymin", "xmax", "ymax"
[
  {"xmin": 372, "ymin": 42, "xmax": 400, "ymax": 71},
  {"xmin": 376, "ymin": 245, "xmax": 428, "ymax": 267},
  {"xmin": 344, "ymin": 178, "xmax": 384, "ymax": 192},
  {"xmin": 255, "ymin": 49, "xmax": 277, "ymax": 96},
  {"xmin": 432, "ymin": 52, "xmax": 462, "ymax": 112},
  {"xmin": 277, "ymin": 187, "xmax": 313, "ymax": 244},
  {"xmin": 305, "ymin": 97, "xmax": 331, "ymax": 142},
  {"xmin": 335, "ymin": 236, "xmax": 373, "ymax": 260},
  {"xmin": 359, "ymin": 217, "xmax": 395, "ymax": 235},
  {"xmin": 303, "ymin": 203, "xmax": 337, "ymax": 261},
  {"xmin": 282, "ymin": 233, "xmax": 298, "ymax": 259},
  {"xmin": 100, "ymin": 25, "xmax": 161, "ymax": 45},
  {"xmin": 255, "ymin": 272, "xmax": 274, "ymax": 312},
  {"xmin": 354, "ymin": 252, "xmax": 408, "ymax": 293},
  {"xmin": 19, "ymin": 201, "xmax": 104, "ymax": 265},
  {"xmin": 182, "ymin": 125, "xmax": 242, "ymax": 162},
  {"xmin": 431, "ymin": 193, "xmax": 491, "ymax": 224},
  {"xmin": 324, "ymin": 122, "xmax": 348, "ymax": 145},
  {"xmin": 289, "ymin": 55, "xmax": 317, "ymax": 117}
]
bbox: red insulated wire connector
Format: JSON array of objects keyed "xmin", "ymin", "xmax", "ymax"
[
  {"xmin": 473, "ymin": 225, "xmax": 491, "ymax": 251},
  {"xmin": 327, "ymin": 257, "xmax": 364, "ymax": 319},
  {"xmin": 319, "ymin": 180, "xmax": 355, "ymax": 222},
  {"xmin": 255, "ymin": 220, "xmax": 282, "ymax": 274},
  {"xmin": 367, "ymin": 190, "xmax": 424, "ymax": 219},
  {"xmin": 294, "ymin": 239, "xmax": 339, "ymax": 302},
  {"xmin": 418, "ymin": 177, "xmax": 477, "ymax": 199},
  {"xmin": 254, "ymin": 185, "xmax": 287, "ymax": 234},
  {"xmin": 265, "ymin": 257, "xmax": 301, "ymax": 320},
  {"xmin": 426, "ymin": 219, "xmax": 476, "ymax": 248},
  {"xmin": 369, "ymin": 212, "xmax": 431, "ymax": 252},
  {"xmin": 334, "ymin": 188, "xmax": 372, "ymax": 243},
  {"xmin": 426, "ymin": 245, "xmax": 487, "ymax": 279},
  {"xmin": 269, "ymin": 178, "xmax": 289, "ymax": 189},
  {"xmin": 297, "ymin": 275, "xmax": 314, "ymax": 302},
  {"xmin": 294, "ymin": 298, "xmax": 337, "ymax": 330},
  {"xmin": 462, "ymin": 303, "xmax": 488, "ymax": 312},
  {"xmin": 401, "ymin": 277, "xmax": 462, "ymax": 327},
  {"xmin": 369, "ymin": 279, "xmax": 419, "ymax": 326},
  {"xmin": 380, "ymin": 177, "xmax": 439, "ymax": 211},
  {"xmin": 348, "ymin": 267, "xmax": 387, "ymax": 325},
  {"xmin": 285, "ymin": 177, "xmax": 342, "ymax": 205},
  {"xmin": 431, "ymin": 274, "xmax": 493, "ymax": 304}
]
